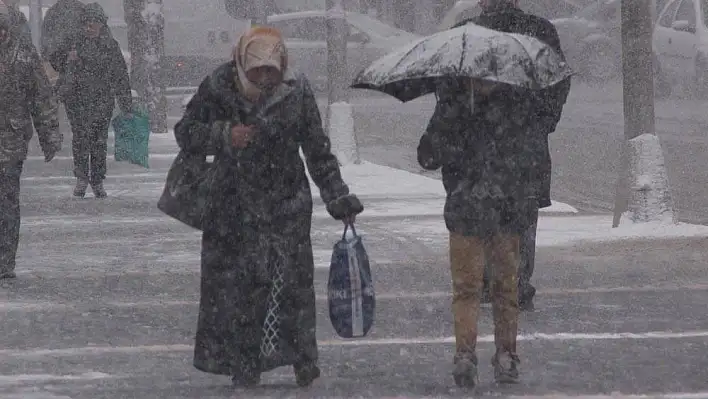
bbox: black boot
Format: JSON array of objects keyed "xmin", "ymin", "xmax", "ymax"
[
  {"xmin": 492, "ymin": 352, "xmax": 520, "ymax": 384},
  {"xmin": 231, "ymin": 371, "xmax": 260, "ymax": 388},
  {"xmin": 294, "ymin": 362, "xmax": 320, "ymax": 387},
  {"xmin": 519, "ymin": 285, "xmax": 536, "ymax": 312},
  {"xmin": 452, "ymin": 352, "xmax": 478, "ymax": 388},
  {"xmin": 73, "ymin": 179, "xmax": 88, "ymax": 198},
  {"xmin": 0, "ymin": 270, "xmax": 16, "ymax": 280},
  {"xmin": 91, "ymin": 182, "xmax": 107, "ymax": 198}
]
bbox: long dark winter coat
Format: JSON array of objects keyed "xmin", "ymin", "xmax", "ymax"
[
  {"xmin": 456, "ymin": 5, "xmax": 571, "ymax": 208},
  {"xmin": 174, "ymin": 63, "xmax": 350, "ymax": 376},
  {"xmin": 417, "ymin": 82, "xmax": 538, "ymax": 237}
]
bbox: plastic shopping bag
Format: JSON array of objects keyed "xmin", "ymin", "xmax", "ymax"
[{"xmin": 328, "ymin": 224, "xmax": 375, "ymax": 338}]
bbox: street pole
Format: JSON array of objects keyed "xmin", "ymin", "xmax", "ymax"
[
  {"xmin": 325, "ymin": 0, "xmax": 348, "ymax": 131},
  {"xmin": 613, "ymin": 0, "xmax": 672, "ymax": 226},
  {"xmin": 325, "ymin": 0, "xmax": 360, "ymax": 165},
  {"xmin": 28, "ymin": 0, "xmax": 42, "ymax": 50},
  {"xmin": 145, "ymin": 0, "xmax": 167, "ymax": 133}
]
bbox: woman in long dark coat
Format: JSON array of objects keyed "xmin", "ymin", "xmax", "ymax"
[{"xmin": 174, "ymin": 27, "xmax": 363, "ymax": 388}]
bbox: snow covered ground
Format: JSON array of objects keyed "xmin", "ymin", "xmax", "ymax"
[{"xmin": 318, "ymin": 161, "xmax": 708, "ymax": 248}]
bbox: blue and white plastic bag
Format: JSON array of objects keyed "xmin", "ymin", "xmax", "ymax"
[{"xmin": 328, "ymin": 224, "xmax": 375, "ymax": 338}]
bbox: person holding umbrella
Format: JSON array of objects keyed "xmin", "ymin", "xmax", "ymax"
[
  {"xmin": 455, "ymin": 0, "xmax": 572, "ymax": 312},
  {"xmin": 351, "ymin": 20, "xmax": 573, "ymax": 388}
]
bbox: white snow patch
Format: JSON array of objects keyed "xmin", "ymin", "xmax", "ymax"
[
  {"xmin": 328, "ymin": 101, "xmax": 360, "ymax": 166},
  {"xmin": 545, "ymin": 200, "xmax": 579, "ymax": 214},
  {"xmin": 0, "ymin": 371, "xmax": 113, "ymax": 386},
  {"xmin": 181, "ymin": 94, "xmax": 193, "ymax": 108},
  {"xmin": 390, "ymin": 215, "xmax": 708, "ymax": 249},
  {"xmin": 306, "ymin": 159, "xmax": 578, "ymax": 213},
  {"xmin": 625, "ymin": 133, "xmax": 675, "ymax": 224}
]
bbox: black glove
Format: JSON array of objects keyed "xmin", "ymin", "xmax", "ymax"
[{"xmin": 326, "ymin": 194, "xmax": 364, "ymax": 221}]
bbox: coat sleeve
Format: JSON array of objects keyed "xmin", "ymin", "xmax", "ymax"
[
  {"xmin": 27, "ymin": 47, "xmax": 62, "ymax": 155},
  {"xmin": 109, "ymin": 40, "xmax": 133, "ymax": 114},
  {"xmin": 298, "ymin": 77, "xmax": 350, "ymax": 204},
  {"xmin": 417, "ymin": 91, "xmax": 466, "ymax": 170},
  {"xmin": 174, "ymin": 77, "xmax": 228, "ymax": 155},
  {"xmin": 532, "ymin": 18, "xmax": 571, "ymax": 135}
]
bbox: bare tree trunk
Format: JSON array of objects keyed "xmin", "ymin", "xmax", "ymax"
[
  {"xmin": 123, "ymin": 0, "xmax": 167, "ymax": 134},
  {"xmin": 124, "ymin": 0, "xmax": 146, "ymax": 96},
  {"xmin": 325, "ymin": 0, "xmax": 360, "ymax": 165},
  {"xmin": 613, "ymin": 0, "xmax": 674, "ymax": 226},
  {"xmin": 143, "ymin": 0, "xmax": 167, "ymax": 133}
]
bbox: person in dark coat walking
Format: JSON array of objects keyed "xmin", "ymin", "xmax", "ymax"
[
  {"xmin": 454, "ymin": 0, "xmax": 572, "ymax": 311},
  {"xmin": 418, "ymin": 76, "xmax": 539, "ymax": 387},
  {"xmin": 174, "ymin": 26, "xmax": 363, "ymax": 388},
  {"xmin": 0, "ymin": 4, "xmax": 62, "ymax": 279},
  {"xmin": 52, "ymin": 3, "xmax": 132, "ymax": 198}
]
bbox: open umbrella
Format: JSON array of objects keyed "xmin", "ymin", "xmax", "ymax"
[{"xmin": 351, "ymin": 23, "xmax": 573, "ymax": 102}]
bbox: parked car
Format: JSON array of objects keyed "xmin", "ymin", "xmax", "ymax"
[
  {"xmin": 439, "ymin": 0, "xmax": 667, "ymax": 84},
  {"xmin": 551, "ymin": 0, "xmax": 623, "ymax": 81},
  {"xmin": 97, "ymin": 0, "xmax": 248, "ymax": 88},
  {"xmin": 266, "ymin": 10, "xmax": 419, "ymax": 90},
  {"xmin": 552, "ymin": 0, "xmax": 667, "ymax": 83},
  {"xmin": 653, "ymin": 0, "xmax": 708, "ymax": 98}
]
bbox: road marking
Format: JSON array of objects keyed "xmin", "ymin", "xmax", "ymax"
[
  {"xmin": 2, "ymin": 284, "xmax": 707, "ymax": 312},
  {"xmin": 21, "ymin": 172, "xmax": 168, "ymax": 181},
  {"xmin": 25, "ymin": 154, "xmax": 178, "ymax": 162},
  {"xmin": 1, "ymin": 330, "xmax": 707, "ymax": 359},
  {"xmin": 507, "ymin": 394, "xmax": 708, "ymax": 399},
  {"xmin": 0, "ymin": 372, "xmax": 115, "ymax": 388}
]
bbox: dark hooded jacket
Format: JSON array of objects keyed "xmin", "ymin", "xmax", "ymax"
[
  {"xmin": 0, "ymin": 16, "xmax": 62, "ymax": 162},
  {"xmin": 418, "ymin": 80, "xmax": 539, "ymax": 237},
  {"xmin": 55, "ymin": 3, "xmax": 131, "ymax": 117},
  {"xmin": 455, "ymin": 3, "xmax": 572, "ymax": 208}
]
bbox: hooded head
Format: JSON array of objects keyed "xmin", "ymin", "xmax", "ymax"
[
  {"xmin": 479, "ymin": 0, "xmax": 519, "ymax": 12},
  {"xmin": 233, "ymin": 26, "xmax": 288, "ymax": 102},
  {"xmin": 81, "ymin": 3, "xmax": 108, "ymax": 39}
]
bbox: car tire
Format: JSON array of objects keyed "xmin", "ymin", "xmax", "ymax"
[{"xmin": 579, "ymin": 41, "xmax": 620, "ymax": 84}]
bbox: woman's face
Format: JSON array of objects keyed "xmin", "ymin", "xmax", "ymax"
[
  {"xmin": 85, "ymin": 21, "xmax": 102, "ymax": 38},
  {"xmin": 245, "ymin": 65, "xmax": 282, "ymax": 92}
]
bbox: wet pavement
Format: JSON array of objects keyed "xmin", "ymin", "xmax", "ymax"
[{"xmin": 2, "ymin": 139, "xmax": 708, "ymax": 397}]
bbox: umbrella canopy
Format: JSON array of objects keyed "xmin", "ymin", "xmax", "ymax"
[{"xmin": 351, "ymin": 23, "xmax": 574, "ymax": 102}]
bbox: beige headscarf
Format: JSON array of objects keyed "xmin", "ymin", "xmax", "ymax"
[{"xmin": 233, "ymin": 26, "xmax": 288, "ymax": 102}]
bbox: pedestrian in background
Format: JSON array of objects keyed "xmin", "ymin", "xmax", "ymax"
[
  {"xmin": 455, "ymin": 0, "xmax": 572, "ymax": 311},
  {"xmin": 0, "ymin": 3, "xmax": 62, "ymax": 279},
  {"xmin": 51, "ymin": 3, "xmax": 132, "ymax": 198}
]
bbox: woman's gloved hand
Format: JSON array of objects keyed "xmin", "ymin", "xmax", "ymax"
[{"xmin": 327, "ymin": 194, "xmax": 364, "ymax": 223}]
